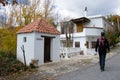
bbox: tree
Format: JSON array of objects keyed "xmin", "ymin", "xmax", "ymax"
[
  {"xmin": 0, "ymin": 0, "xmax": 57, "ymax": 55},
  {"xmin": 106, "ymin": 15, "xmax": 120, "ymax": 46},
  {"xmin": 107, "ymin": 15, "xmax": 120, "ymax": 32},
  {"xmin": 0, "ymin": 0, "xmax": 56, "ymax": 27},
  {"xmin": 0, "ymin": 27, "xmax": 21, "ymax": 55},
  {"xmin": 0, "ymin": 0, "xmax": 7, "ymax": 6},
  {"xmin": 0, "ymin": 0, "xmax": 18, "ymax": 6},
  {"xmin": 60, "ymin": 20, "xmax": 74, "ymax": 47},
  {"xmin": 13, "ymin": 0, "xmax": 55, "ymax": 26},
  {"xmin": 0, "ymin": 0, "xmax": 18, "ymax": 28},
  {"xmin": 10, "ymin": 0, "xmax": 42, "ymax": 26},
  {"xmin": 42, "ymin": 0, "xmax": 54, "ymax": 22}
]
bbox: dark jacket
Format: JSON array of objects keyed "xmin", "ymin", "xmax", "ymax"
[{"xmin": 95, "ymin": 37, "xmax": 110, "ymax": 53}]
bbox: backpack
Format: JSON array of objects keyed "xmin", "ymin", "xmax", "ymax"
[{"xmin": 98, "ymin": 37, "xmax": 106, "ymax": 48}]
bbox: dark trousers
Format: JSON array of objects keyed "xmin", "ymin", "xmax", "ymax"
[{"xmin": 98, "ymin": 48, "xmax": 106, "ymax": 70}]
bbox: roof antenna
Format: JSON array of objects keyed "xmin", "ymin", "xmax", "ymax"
[{"xmin": 84, "ymin": 7, "xmax": 88, "ymax": 17}]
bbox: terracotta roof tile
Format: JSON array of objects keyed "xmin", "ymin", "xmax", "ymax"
[{"xmin": 17, "ymin": 18, "xmax": 60, "ymax": 35}]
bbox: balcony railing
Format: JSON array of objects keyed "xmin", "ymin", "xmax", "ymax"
[
  {"xmin": 60, "ymin": 27, "xmax": 103, "ymax": 39},
  {"xmin": 60, "ymin": 47, "xmax": 81, "ymax": 59}
]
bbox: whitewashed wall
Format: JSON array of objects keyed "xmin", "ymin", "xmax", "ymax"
[
  {"xmin": 86, "ymin": 17, "xmax": 103, "ymax": 28},
  {"xmin": 51, "ymin": 35, "xmax": 60, "ymax": 62},
  {"xmin": 86, "ymin": 36, "xmax": 99, "ymax": 55},
  {"xmin": 73, "ymin": 37, "xmax": 85, "ymax": 48},
  {"xmin": 34, "ymin": 33, "xmax": 44, "ymax": 65},
  {"xmin": 17, "ymin": 33, "xmax": 35, "ymax": 65},
  {"xmin": 34, "ymin": 33, "xmax": 60, "ymax": 65},
  {"xmin": 84, "ymin": 27, "xmax": 103, "ymax": 36},
  {"xmin": 17, "ymin": 32, "xmax": 60, "ymax": 66}
]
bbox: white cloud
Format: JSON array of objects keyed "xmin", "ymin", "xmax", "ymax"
[{"xmin": 55, "ymin": 0, "xmax": 120, "ymax": 18}]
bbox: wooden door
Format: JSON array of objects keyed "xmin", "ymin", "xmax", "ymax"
[{"xmin": 44, "ymin": 37, "xmax": 51, "ymax": 63}]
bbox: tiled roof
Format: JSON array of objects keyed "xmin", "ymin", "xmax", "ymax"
[{"xmin": 17, "ymin": 18, "xmax": 60, "ymax": 35}]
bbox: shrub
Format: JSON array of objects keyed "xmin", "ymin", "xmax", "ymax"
[{"xmin": 0, "ymin": 51, "xmax": 27, "ymax": 76}]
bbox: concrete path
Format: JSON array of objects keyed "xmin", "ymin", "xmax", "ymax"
[{"xmin": 56, "ymin": 52, "xmax": 120, "ymax": 80}]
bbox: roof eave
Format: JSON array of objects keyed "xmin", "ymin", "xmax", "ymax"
[{"xmin": 71, "ymin": 17, "xmax": 90, "ymax": 24}]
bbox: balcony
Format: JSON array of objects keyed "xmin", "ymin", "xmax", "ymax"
[
  {"xmin": 83, "ymin": 27, "xmax": 103, "ymax": 36},
  {"xmin": 60, "ymin": 27, "xmax": 103, "ymax": 39}
]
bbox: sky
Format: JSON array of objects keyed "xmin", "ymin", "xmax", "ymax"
[
  {"xmin": 54, "ymin": 0, "xmax": 120, "ymax": 18},
  {"xmin": 1, "ymin": 0, "xmax": 120, "ymax": 20}
]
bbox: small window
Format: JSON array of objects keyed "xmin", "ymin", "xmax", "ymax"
[
  {"xmin": 92, "ymin": 42, "xmax": 96, "ymax": 48},
  {"xmin": 23, "ymin": 37, "xmax": 27, "ymax": 42},
  {"xmin": 75, "ymin": 42, "xmax": 80, "ymax": 47}
]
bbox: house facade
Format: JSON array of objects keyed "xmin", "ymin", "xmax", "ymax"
[
  {"xmin": 58, "ymin": 15, "xmax": 113, "ymax": 55},
  {"xmin": 17, "ymin": 18, "xmax": 60, "ymax": 66}
]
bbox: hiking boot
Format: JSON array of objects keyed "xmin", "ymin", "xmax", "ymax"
[{"xmin": 101, "ymin": 67, "xmax": 104, "ymax": 72}]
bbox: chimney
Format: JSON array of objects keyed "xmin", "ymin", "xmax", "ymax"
[{"xmin": 84, "ymin": 7, "xmax": 88, "ymax": 17}]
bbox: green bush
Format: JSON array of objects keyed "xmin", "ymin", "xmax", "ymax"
[
  {"xmin": 0, "ymin": 27, "xmax": 34, "ymax": 76},
  {"xmin": 0, "ymin": 51, "xmax": 26, "ymax": 76},
  {"xmin": 105, "ymin": 31, "xmax": 119, "ymax": 46}
]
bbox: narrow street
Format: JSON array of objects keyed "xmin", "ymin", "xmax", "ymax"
[
  {"xmin": 56, "ymin": 45, "xmax": 120, "ymax": 80},
  {"xmin": 1, "ymin": 44, "xmax": 120, "ymax": 80}
]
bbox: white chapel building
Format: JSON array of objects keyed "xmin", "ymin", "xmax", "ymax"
[{"xmin": 17, "ymin": 18, "xmax": 60, "ymax": 66}]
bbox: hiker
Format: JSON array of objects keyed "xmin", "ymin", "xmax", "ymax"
[{"xmin": 95, "ymin": 32, "xmax": 110, "ymax": 72}]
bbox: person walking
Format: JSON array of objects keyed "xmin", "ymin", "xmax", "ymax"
[{"xmin": 95, "ymin": 32, "xmax": 110, "ymax": 72}]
